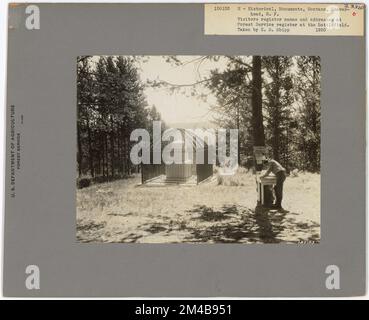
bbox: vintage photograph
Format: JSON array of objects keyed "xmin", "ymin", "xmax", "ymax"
[{"xmin": 76, "ymin": 55, "xmax": 320, "ymax": 243}]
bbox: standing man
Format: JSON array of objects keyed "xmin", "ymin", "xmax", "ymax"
[{"xmin": 261, "ymin": 158, "xmax": 287, "ymax": 210}]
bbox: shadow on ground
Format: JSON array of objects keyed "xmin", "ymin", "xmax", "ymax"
[
  {"xmin": 142, "ymin": 204, "xmax": 320, "ymax": 243},
  {"xmin": 76, "ymin": 204, "xmax": 320, "ymax": 243},
  {"xmin": 182, "ymin": 204, "xmax": 287, "ymax": 243},
  {"xmin": 76, "ymin": 220, "xmax": 107, "ymax": 243}
]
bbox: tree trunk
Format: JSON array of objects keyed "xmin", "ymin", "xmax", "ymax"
[
  {"xmin": 110, "ymin": 117, "xmax": 115, "ymax": 178},
  {"xmin": 117, "ymin": 127, "xmax": 122, "ymax": 174},
  {"xmin": 251, "ymin": 56, "xmax": 265, "ymax": 147},
  {"xmin": 85, "ymin": 116, "xmax": 94, "ymax": 178},
  {"xmin": 105, "ymin": 133, "xmax": 109, "ymax": 178},
  {"xmin": 77, "ymin": 120, "xmax": 83, "ymax": 177},
  {"xmin": 271, "ymin": 57, "xmax": 281, "ymax": 162},
  {"xmin": 101, "ymin": 133, "xmax": 105, "ymax": 177},
  {"xmin": 236, "ymin": 104, "xmax": 241, "ymax": 164}
]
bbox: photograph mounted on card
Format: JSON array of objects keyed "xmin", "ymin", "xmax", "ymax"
[
  {"xmin": 2, "ymin": 3, "xmax": 365, "ymax": 297},
  {"xmin": 76, "ymin": 55, "xmax": 321, "ymax": 244}
]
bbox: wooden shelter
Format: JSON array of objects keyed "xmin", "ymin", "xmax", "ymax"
[{"xmin": 141, "ymin": 128, "xmax": 214, "ymax": 185}]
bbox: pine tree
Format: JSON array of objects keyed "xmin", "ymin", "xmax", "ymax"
[
  {"xmin": 263, "ymin": 56, "xmax": 294, "ymax": 169},
  {"xmin": 77, "ymin": 56, "xmax": 157, "ymax": 182},
  {"xmin": 295, "ymin": 56, "xmax": 321, "ymax": 172}
]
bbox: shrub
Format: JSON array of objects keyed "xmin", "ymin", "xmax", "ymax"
[
  {"xmin": 93, "ymin": 176, "xmax": 109, "ymax": 184},
  {"xmin": 217, "ymin": 174, "xmax": 224, "ymax": 185},
  {"xmin": 77, "ymin": 177, "xmax": 91, "ymax": 189},
  {"xmin": 216, "ymin": 167, "xmax": 248, "ymax": 186},
  {"xmin": 290, "ymin": 169, "xmax": 299, "ymax": 177}
]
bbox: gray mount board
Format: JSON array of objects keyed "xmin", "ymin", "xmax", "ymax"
[{"xmin": 3, "ymin": 3, "xmax": 366, "ymax": 296}]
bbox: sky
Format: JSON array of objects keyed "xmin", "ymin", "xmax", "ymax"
[{"xmin": 136, "ymin": 56, "xmax": 229, "ymax": 127}]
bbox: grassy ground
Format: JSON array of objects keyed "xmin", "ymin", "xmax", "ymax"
[{"xmin": 76, "ymin": 169, "xmax": 320, "ymax": 243}]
